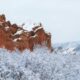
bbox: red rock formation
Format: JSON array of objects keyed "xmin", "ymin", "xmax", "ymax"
[
  {"xmin": 0, "ymin": 14, "xmax": 52, "ymax": 52},
  {"xmin": 0, "ymin": 14, "xmax": 6, "ymax": 22}
]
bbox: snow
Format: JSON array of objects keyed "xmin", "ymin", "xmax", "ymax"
[
  {"xmin": 34, "ymin": 27, "xmax": 43, "ymax": 33},
  {"xmin": 0, "ymin": 42, "xmax": 80, "ymax": 80},
  {"xmin": 30, "ymin": 34, "xmax": 37, "ymax": 38},
  {"xmin": 5, "ymin": 26, "xmax": 10, "ymax": 31},
  {"xmin": 14, "ymin": 30, "xmax": 23, "ymax": 35},
  {"xmin": 13, "ymin": 38, "xmax": 22, "ymax": 42}
]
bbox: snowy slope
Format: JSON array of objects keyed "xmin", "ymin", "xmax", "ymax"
[{"xmin": 0, "ymin": 42, "xmax": 80, "ymax": 80}]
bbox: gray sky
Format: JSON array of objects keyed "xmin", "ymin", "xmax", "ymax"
[{"xmin": 0, "ymin": 0, "xmax": 80, "ymax": 43}]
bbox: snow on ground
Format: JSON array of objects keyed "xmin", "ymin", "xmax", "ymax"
[{"xmin": 0, "ymin": 42, "xmax": 80, "ymax": 80}]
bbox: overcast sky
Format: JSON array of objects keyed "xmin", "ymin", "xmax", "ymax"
[{"xmin": 0, "ymin": 0, "xmax": 80, "ymax": 43}]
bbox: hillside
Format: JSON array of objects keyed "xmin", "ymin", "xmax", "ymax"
[{"xmin": 0, "ymin": 42, "xmax": 80, "ymax": 80}]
